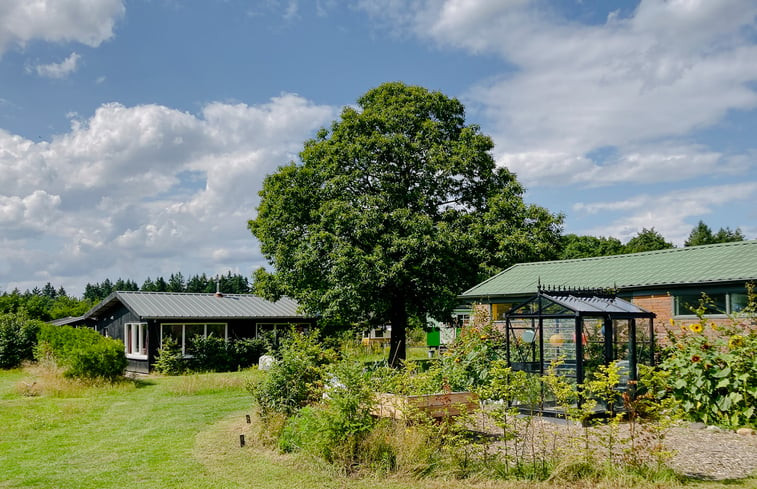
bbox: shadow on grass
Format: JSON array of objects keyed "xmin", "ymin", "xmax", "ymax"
[{"xmin": 133, "ymin": 378, "xmax": 156, "ymax": 389}]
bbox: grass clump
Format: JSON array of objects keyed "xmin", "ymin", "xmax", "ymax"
[{"xmin": 12, "ymin": 363, "xmax": 138, "ymax": 398}]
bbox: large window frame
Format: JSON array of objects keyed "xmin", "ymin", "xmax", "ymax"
[
  {"xmin": 160, "ymin": 323, "xmax": 228, "ymax": 357},
  {"xmin": 673, "ymin": 289, "xmax": 746, "ymax": 318},
  {"xmin": 124, "ymin": 322, "xmax": 148, "ymax": 359}
]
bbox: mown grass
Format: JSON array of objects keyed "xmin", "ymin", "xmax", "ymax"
[
  {"xmin": 0, "ymin": 367, "xmax": 256, "ymax": 489},
  {"xmin": 1, "ymin": 367, "xmax": 754, "ymax": 489}
]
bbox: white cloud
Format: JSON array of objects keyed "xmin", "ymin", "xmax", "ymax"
[
  {"xmin": 0, "ymin": 95, "xmax": 336, "ymax": 293},
  {"xmin": 502, "ymin": 143, "xmax": 742, "ymax": 187},
  {"xmin": 359, "ymin": 0, "xmax": 757, "ymax": 185},
  {"xmin": 0, "ymin": 0, "xmax": 125, "ymax": 55},
  {"xmin": 577, "ymin": 182, "xmax": 757, "ymax": 244},
  {"xmin": 30, "ymin": 52, "xmax": 80, "ymax": 78}
]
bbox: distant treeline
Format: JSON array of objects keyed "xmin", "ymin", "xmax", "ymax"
[
  {"xmin": 82, "ymin": 271, "xmax": 251, "ymax": 301},
  {"xmin": 559, "ymin": 221, "xmax": 744, "ymax": 260},
  {"xmin": 0, "ymin": 272, "xmax": 251, "ymax": 322}
]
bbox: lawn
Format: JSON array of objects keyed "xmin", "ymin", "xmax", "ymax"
[{"xmin": 0, "ymin": 367, "xmax": 754, "ymax": 489}]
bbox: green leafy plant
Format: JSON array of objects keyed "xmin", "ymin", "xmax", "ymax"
[
  {"xmin": 622, "ymin": 365, "xmax": 680, "ymax": 468},
  {"xmin": 278, "ymin": 360, "xmax": 377, "ymax": 471},
  {"xmin": 660, "ymin": 285, "xmax": 756, "ymax": 428},
  {"xmin": 248, "ymin": 330, "xmax": 336, "ymax": 416},
  {"xmin": 437, "ymin": 321, "xmax": 507, "ymax": 392}
]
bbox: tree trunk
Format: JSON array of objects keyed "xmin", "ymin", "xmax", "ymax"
[{"xmin": 387, "ymin": 303, "xmax": 408, "ymax": 368}]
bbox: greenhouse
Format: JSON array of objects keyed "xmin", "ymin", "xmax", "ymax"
[{"xmin": 505, "ymin": 287, "xmax": 655, "ymax": 412}]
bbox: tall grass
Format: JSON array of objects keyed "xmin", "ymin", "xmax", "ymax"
[
  {"xmin": 12, "ymin": 362, "xmax": 138, "ymax": 398},
  {"xmin": 163, "ymin": 370, "xmax": 258, "ymax": 396}
]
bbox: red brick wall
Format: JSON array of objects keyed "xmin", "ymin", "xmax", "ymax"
[
  {"xmin": 630, "ymin": 294, "xmax": 735, "ymax": 341},
  {"xmin": 631, "ymin": 295, "xmax": 672, "ymax": 327}
]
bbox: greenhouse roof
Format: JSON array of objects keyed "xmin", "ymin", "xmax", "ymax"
[{"xmin": 508, "ymin": 291, "xmax": 654, "ymax": 317}]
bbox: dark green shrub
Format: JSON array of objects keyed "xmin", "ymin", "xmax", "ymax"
[
  {"xmin": 153, "ymin": 336, "xmax": 187, "ymax": 375},
  {"xmin": 35, "ymin": 324, "xmax": 126, "ymax": 379},
  {"xmin": 66, "ymin": 341, "xmax": 128, "ymax": 380},
  {"xmin": 188, "ymin": 335, "xmax": 231, "ymax": 371},
  {"xmin": 0, "ymin": 312, "xmax": 41, "ymax": 369},
  {"xmin": 229, "ymin": 337, "xmax": 267, "ymax": 369}
]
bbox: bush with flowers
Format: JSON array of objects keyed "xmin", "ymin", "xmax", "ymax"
[{"xmin": 660, "ymin": 284, "xmax": 757, "ymax": 428}]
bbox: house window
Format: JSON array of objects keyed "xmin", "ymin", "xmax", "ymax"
[
  {"xmin": 125, "ymin": 323, "xmax": 148, "ymax": 359},
  {"xmin": 160, "ymin": 323, "xmax": 227, "ymax": 356},
  {"xmin": 492, "ymin": 303, "xmax": 512, "ymax": 321},
  {"xmin": 674, "ymin": 290, "xmax": 745, "ymax": 317},
  {"xmin": 730, "ymin": 293, "xmax": 749, "ymax": 313}
]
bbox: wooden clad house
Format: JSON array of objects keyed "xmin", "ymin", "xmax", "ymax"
[{"xmin": 70, "ymin": 291, "xmax": 313, "ymax": 373}]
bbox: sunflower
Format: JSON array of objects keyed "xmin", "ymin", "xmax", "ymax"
[
  {"xmin": 691, "ymin": 354, "xmax": 701, "ymax": 363},
  {"xmin": 728, "ymin": 335, "xmax": 745, "ymax": 349},
  {"xmin": 689, "ymin": 322, "xmax": 704, "ymax": 334}
]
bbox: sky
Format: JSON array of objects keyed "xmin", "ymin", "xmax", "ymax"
[{"xmin": 1, "ymin": 0, "xmax": 756, "ymax": 297}]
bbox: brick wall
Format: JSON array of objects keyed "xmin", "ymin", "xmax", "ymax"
[
  {"xmin": 631, "ymin": 295, "xmax": 673, "ymax": 328},
  {"xmin": 631, "ymin": 294, "xmax": 735, "ymax": 341}
]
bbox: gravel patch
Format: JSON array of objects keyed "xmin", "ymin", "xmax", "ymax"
[
  {"xmin": 475, "ymin": 415, "xmax": 757, "ymax": 480},
  {"xmin": 665, "ymin": 424, "xmax": 757, "ymax": 480}
]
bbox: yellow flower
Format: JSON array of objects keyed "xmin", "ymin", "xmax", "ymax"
[
  {"xmin": 729, "ymin": 335, "xmax": 744, "ymax": 349},
  {"xmin": 669, "ymin": 318, "xmax": 675, "ymax": 326},
  {"xmin": 689, "ymin": 322, "xmax": 704, "ymax": 334}
]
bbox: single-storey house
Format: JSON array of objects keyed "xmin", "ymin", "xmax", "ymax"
[
  {"xmin": 459, "ymin": 240, "xmax": 757, "ymax": 332},
  {"xmin": 69, "ymin": 291, "xmax": 314, "ymax": 373}
]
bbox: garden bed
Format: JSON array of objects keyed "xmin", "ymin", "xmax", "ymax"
[{"xmin": 371, "ymin": 391, "xmax": 479, "ymax": 419}]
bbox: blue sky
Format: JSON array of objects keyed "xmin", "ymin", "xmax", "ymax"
[{"xmin": 1, "ymin": 0, "xmax": 756, "ymax": 296}]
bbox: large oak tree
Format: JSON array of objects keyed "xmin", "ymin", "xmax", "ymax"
[{"xmin": 249, "ymin": 82, "xmax": 562, "ymax": 365}]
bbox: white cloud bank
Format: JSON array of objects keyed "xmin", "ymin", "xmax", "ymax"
[
  {"xmin": 0, "ymin": 95, "xmax": 336, "ymax": 293},
  {"xmin": 575, "ymin": 182, "xmax": 757, "ymax": 244},
  {"xmin": 0, "ymin": 0, "xmax": 124, "ymax": 55},
  {"xmin": 359, "ymin": 0, "xmax": 757, "ymax": 183},
  {"xmin": 30, "ymin": 52, "xmax": 81, "ymax": 78}
]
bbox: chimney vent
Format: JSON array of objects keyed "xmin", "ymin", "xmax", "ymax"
[{"xmin": 215, "ymin": 277, "xmax": 223, "ymax": 298}]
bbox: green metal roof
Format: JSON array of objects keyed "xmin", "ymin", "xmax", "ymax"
[
  {"xmin": 461, "ymin": 240, "xmax": 757, "ymax": 299},
  {"xmin": 85, "ymin": 291, "xmax": 305, "ymax": 320}
]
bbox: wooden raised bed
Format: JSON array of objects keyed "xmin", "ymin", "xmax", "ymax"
[{"xmin": 372, "ymin": 392, "xmax": 479, "ymax": 420}]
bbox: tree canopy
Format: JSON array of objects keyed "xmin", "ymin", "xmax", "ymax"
[
  {"xmin": 559, "ymin": 234, "xmax": 626, "ymax": 259},
  {"xmin": 624, "ymin": 227, "xmax": 674, "ymax": 253},
  {"xmin": 249, "ymin": 82, "xmax": 563, "ymax": 365},
  {"xmin": 684, "ymin": 220, "xmax": 745, "ymax": 247}
]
